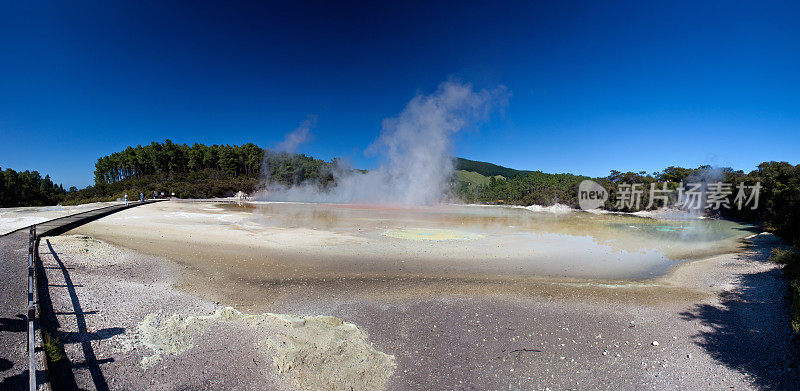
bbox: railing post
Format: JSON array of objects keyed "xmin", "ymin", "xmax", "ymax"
[{"xmin": 27, "ymin": 225, "xmax": 36, "ymax": 391}]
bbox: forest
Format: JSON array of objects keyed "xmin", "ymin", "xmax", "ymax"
[
  {"xmin": 68, "ymin": 140, "xmax": 334, "ymax": 203},
  {"xmin": 0, "ymin": 168, "xmax": 66, "ymax": 207}
]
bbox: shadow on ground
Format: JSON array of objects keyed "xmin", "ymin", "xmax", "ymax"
[
  {"xmin": 680, "ymin": 248, "xmax": 800, "ymax": 390},
  {"xmin": 0, "ymin": 369, "xmax": 47, "ymax": 389},
  {"xmin": 0, "ymin": 315, "xmax": 26, "ymax": 333},
  {"xmin": 37, "ymin": 239, "xmax": 125, "ymax": 391},
  {"xmin": 0, "ymin": 316, "xmax": 44, "ymax": 387}
]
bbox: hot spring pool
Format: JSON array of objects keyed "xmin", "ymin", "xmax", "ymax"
[
  {"xmin": 216, "ymin": 202, "xmax": 752, "ymax": 279},
  {"xmin": 71, "ymin": 201, "xmax": 754, "ymax": 281}
]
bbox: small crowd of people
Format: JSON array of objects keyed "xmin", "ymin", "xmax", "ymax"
[
  {"xmin": 123, "ymin": 190, "xmax": 250, "ymax": 204},
  {"xmin": 123, "ymin": 192, "xmax": 147, "ymax": 206}
]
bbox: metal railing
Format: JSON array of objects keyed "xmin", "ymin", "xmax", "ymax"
[{"xmin": 28, "ymin": 225, "xmax": 36, "ymax": 391}]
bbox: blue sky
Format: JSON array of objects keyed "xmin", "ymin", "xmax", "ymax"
[{"xmin": 1, "ymin": 1, "xmax": 798, "ymax": 188}]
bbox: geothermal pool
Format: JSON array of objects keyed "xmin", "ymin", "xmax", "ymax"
[{"xmin": 70, "ymin": 201, "xmax": 752, "ymax": 282}]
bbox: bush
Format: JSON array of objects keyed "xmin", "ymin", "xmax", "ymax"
[{"xmin": 771, "ymin": 248, "xmax": 800, "ymax": 333}]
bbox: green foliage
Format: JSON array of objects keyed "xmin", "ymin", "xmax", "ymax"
[
  {"xmin": 42, "ymin": 330, "xmax": 66, "ymax": 363},
  {"xmin": 0, "ymin": 167, "xmax": 66, "ymax": 207},
  {"xmin": 453, "ymin": 168, "xmax": 592, "ymax": 207},
  {"xmin": 771, "ymin": 248, "xmax": 800, "ymax": 333},
  {"xmin": 454, "ymin": 157, "xmax": 531, "ymax": 178},
  {"xmin": 455, "ymin": 170, "xmax": 504, "ymax": 186},
  {"xmin": 453, "ymin": 170, "xmax": 505, "ymax": 203},
  {"xmin": 720, "ymin": 162, "xmax": 800, "ymax": 245},
  {"xmin": 658, "ymin": 166, "xmax": 695, "ymax": 183},
  {"xmin": 262, "ymin": 150, "xmax": 335, "ymax": 188},
  {"xmin": 93, "ymin": 140, "xmax": 266, "ymax": 184},
  {"xmin": 64, "ymin": 140, "xmax": 336, "ymax": 203}
]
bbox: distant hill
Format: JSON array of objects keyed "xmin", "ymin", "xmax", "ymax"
[
  {"xmin": 454, "ymin": 170, "xmax": 503, "ymax": 187},
  {"xmin": 453, "ymin": 157, "xmax": 531, "ymax": 178}
]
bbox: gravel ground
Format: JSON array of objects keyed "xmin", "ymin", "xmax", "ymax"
[
  {"xmin": 38, "ymin": 233, "xmax": 799, "ymax": 390},
  {"xmin": 0, "ymin": 230, "xmax": 33, "ymax": 388}
]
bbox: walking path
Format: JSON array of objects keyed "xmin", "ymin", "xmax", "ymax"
[{"xmin": 0, "ymin": 201, "xmax": 160, "ymax": 389}]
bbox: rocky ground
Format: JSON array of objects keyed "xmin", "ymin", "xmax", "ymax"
[{"xmin": 38, "ymin": 232, "xmax": 799, "ymax": 390}]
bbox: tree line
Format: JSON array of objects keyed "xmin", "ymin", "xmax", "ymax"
[
  {"xmin": 94, "ymin": 140, "xmax": 266, "ymax": 184},
  {"xmin": 65, "ymin": 140, "xmax": 335, "ymax": 203},
  {"xmin": 0, "ymin": 168, "xmax": 66, "ymax": 207},
  {"xmin": 456, "ymin": 162, "xmax": 798, "ymax": 244}
]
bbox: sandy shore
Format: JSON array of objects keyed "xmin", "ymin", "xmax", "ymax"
[{"xmin": 41, "ymin": 201, "xmax": 799, "ymax": 390}]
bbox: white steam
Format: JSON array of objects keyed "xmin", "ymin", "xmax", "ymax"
[
  {"xmin": 679, "ymin": 166, "xmax": 727, "ymax": 216},
  {"xmin": 258, "ymin": 80, "xmax": 508, "ymax": 205},
  {"xmin": 275, "ymin": 115, "xmax": 316, "ymax": 153}
]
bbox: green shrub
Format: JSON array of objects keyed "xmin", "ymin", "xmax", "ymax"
[
  {"xmin": 42, "ymin": 330, "xmax": 65, "ymax": 362},
  {"xmin": 771, "ymin": 247, "xmax": 800, "ymax": 333}
]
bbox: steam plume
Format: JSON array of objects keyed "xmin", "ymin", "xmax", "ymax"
[
  {"xmin": 275, "ymin": 115, "xmax": 316, "ymax": 153},
  {"xmin": 259, "ymin": 80, "xmax": 508, "ymax": 205}
]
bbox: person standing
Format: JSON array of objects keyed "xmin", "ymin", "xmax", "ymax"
[{"xmin": 124, "ymin": 193, "xmax": 128, "ymax": 206}]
